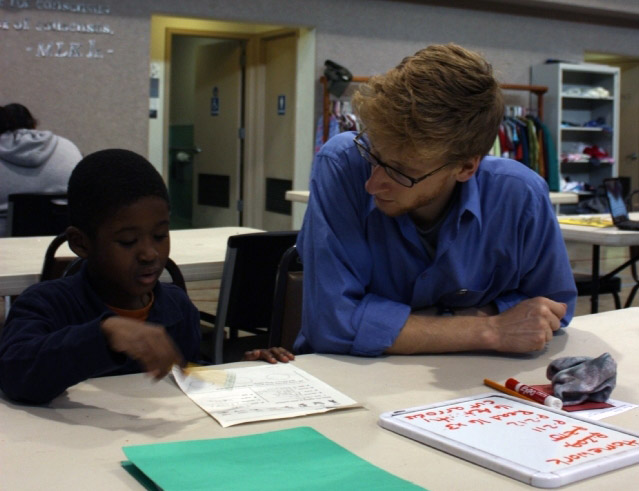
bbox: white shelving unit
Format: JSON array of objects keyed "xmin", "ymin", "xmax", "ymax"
[{"xmin": 531, "ymin": 63, "xmax": 620, "ymax": 192}]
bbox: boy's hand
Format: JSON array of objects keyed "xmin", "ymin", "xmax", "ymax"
[
  {"xmin": 241, "ymin": 347, "xmax": 295, "ymax": 364},
  {"xmin": 100, "ymin": 316, "xmax": 184, "ymax": 379}
]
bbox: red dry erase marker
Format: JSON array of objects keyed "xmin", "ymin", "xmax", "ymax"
[{"xmin": 505, "ymin": 378, "xmax": 563, "ymax": 409}]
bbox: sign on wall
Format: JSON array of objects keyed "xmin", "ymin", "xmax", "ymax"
[
  {"xmin": 0, "ymin": 0, "xmax": 115, "ymax": 59},
  {"xmin": 211, "ymin": 86, "xmax": 219, "ymax": 116}
]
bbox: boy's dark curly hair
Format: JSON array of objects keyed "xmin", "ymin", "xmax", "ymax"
[{"xmin": 68, "ymin": 149, "xmax": 169, "ymax": 237}]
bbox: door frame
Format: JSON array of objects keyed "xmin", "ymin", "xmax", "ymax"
[{"xmin": 160, "ymin": 23, "xmax": 315, "ymax": 229}]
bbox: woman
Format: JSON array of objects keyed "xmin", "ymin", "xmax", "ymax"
[{"xmin": 0, "ymin": 103, "xmax": 82, "ymax": 236}]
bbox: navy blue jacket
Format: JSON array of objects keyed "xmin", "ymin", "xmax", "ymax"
[{"xmin": 0, "ymin": 264, "xmax": 201, "ymax": 404}]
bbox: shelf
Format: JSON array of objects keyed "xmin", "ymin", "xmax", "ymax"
[
  {"xmin": 561, "ymin": 96, "xmax": 614, "ymax": 101},
  {"xmin": 561, "ymin": 127, "xmax": 611, "ymax": 132},
  {"xmin": 561, "ymin": 161, "xmax": 614, "ymax": 174},
  {"xmin": 561, "ymin": 160, "xmax": 614, "ymax": 165},
  {"xmin": 532, "ymin": 62, "xmax": 620, "ymax": 191}
]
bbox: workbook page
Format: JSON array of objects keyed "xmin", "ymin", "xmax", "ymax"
[{"xmin": 173, "ymin": 364, "xmax": 360, "ymax": 427}]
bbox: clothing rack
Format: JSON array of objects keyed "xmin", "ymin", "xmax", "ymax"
[{"xmin": 320, "ymin": 76, "xmax": 548, "ymax": 143}]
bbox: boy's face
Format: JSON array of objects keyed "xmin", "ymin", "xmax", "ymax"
[{"xmin": 85, "ymin": 196, "xmax": 170, "ymax": 310}]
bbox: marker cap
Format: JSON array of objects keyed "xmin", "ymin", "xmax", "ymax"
[{"xmin": 543, "ymin": 395, "xmax": 563, "ymax": 410}]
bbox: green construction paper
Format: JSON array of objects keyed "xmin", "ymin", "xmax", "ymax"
[
  {"xmin": 122, "ymin": 426, "xmax": 424, "ymax": 490},
  {"xmin": 121, "ymin": 461, "xmax": 160, "ymax": 491}
]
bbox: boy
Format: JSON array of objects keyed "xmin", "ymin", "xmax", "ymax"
[{"xmin": 0, "ymin": 149, "xmax": 292, "ymax": 404}]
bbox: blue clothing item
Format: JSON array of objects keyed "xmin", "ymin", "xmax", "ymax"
[
  {"xmin": 0, "ymin": 263, "xmax": 201, "ymax": 404},
  {"xmin": 295, "ymin": 131, "xmax": 577, "ymax": 356}
]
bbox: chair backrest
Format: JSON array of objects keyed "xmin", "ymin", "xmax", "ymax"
[
  {"xmin": 269, "ymin": 245, "xmax": 303, "ymax": 352},
  {"xmin": 40, "ymin": 232, "xmax": 81, "ymax": 282},
  {"xmin": 211, "ymin": 231, "xmax": 298, "ymax": 364},
  {"xmin": 40, "ymin": 232, "xmax": 186, "ymax": 292},
  {"xmin": 7, "ymin": 192, "xmax": 69, "ymax": 237}
]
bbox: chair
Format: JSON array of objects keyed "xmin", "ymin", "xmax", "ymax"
[
  {"xmin": 7, "ymin": 192, "xmax": 69, "ymax": 237},
  {"xmin": 269, "ymin": 245, "xmax": 303, "ymax": 352},
  {"xmin": 572, "ymin": 184, "xmax": 636, "ymax": 313},
  {"xmin": 206, "ymin": 231, "xmax": 298, "ymax": 364},
  {"xmin": 40, "ymin": 232, "xmax": 81, "ymax": 281},
  {"xmin": 573, "ymin": 272, "xmax": 621, "ymax": 311},
  {"xmin": 40, "ymin": 232, "xmax": 186, "ymax": 291},
  {"xmin": 622, "ymin": 190, "xmax": 639, "ymax": 308}
]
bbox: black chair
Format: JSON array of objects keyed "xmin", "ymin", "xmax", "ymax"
[
  {"xmin": 206, "ymin": 231, "xmax": 298, "ymax": 364},
  {"xmin": 40, "ymin": 232, "xmax": 186, "ymax": 291},
  {"xmin": 572, "ymin": 184, "xmax": 637, "ymax": 313},
  {"xmin": 573, "ymin": 272, "xmax": 621, "ymax": 311},
  {"xmin": 7, "ymin": 192, "xmax": 69, "ymax": 237},
  {"xmin": 269, "ymin": 245, "xmax": 303, "ymax": 352},
  {"xmin": 622, "ymin": 190, "xmax": 639, "ymax": 308},
  {"xmin": 40, "ymin": 232, "xmax": 81, "ymax": 281}
]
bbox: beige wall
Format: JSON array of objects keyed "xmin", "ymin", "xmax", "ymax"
[{"xmin": 1, "ymin": 0, "xmax": 637, "ymax": 169}]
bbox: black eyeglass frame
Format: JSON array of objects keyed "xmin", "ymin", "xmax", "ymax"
[{"xmin": 353, "ymin": 131, "xmax": 454, "ymax": 188}]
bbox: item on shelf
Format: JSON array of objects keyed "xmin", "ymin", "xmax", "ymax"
[
  {"xmin": 561, "ymin": 142, "xmax": 614, "ymax": 165},
  {"xmin": 561, "ymin": 153, "xmax": 614, "ymax": 165},
  {"xmin": 583, "ymin": 116, "xmax": 612, "ymax": 131},
  {"xmin": 583, "ymin": 145, "xmax": 609, "ymax": 158},
  {"xmin": 562, "ymin": 86, "xmax": 582, "ymax": 96},
  {"xmin": 561, "ymin": 86, "xmax": 610, "ymax": 98},
  {"xmin": 583, "ymin": 86, "xmax": 610, "ymax": 98},
  {"xmin": 561, "ymin": 120, "xmax": 581, "ymax": 127}
]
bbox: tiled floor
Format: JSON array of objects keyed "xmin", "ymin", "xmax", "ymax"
[{"xmin": 1, "ymin": 241, "xmax": 637, "ymax": 331}]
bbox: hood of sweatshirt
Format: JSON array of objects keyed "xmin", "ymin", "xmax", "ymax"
[{"xmin": 0, "ymin": 129, "xmax": 59, "ymax": 168}]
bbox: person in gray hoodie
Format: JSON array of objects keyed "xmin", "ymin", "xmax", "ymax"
[{"xmin": 0, "ymin": 103, "xmax": 82, "ymax": 236}]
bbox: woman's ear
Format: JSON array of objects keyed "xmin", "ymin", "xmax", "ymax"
[
  {"xmin": 455, "ymin": 156, "xmax": 481, "ymax": 183},
  {"xmin": 66, "ymin": 226, "xmax": 90, "ymax": 259}
]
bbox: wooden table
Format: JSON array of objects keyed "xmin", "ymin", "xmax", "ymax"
[
  {"xmin": 1, "ymin": 308, "xmax": 638, "ymax": 489},
  {"xmin": 0, "ymin": 227, "xmax": 262, "ymax": 297}
]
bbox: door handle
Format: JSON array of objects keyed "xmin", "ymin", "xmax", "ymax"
[{"xmin": 169, "ymin": 146, "xmax": 202, "ymax": 154}]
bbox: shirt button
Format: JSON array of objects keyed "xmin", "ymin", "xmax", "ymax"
[{"xmin": 457, "ymin": 289, "xmax": 468, "ymax": 295}]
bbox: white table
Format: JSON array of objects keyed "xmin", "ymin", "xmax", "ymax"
[
  {"xmin": 559, "ymin": 213, "xmax": 639, "ymax": 313},
  {"xmin": 287, "ymin": 190, "xmax": 578, "ymax": 212},
  {"xmin": 0, "ymin": 227, "xmax": 262, "ymax": 297},
  {"xmin": 1, "ymin": 308, "xmax": 638, "ymax": 489}
]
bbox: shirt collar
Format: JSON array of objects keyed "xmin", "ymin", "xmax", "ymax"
[
  {"xmin": 74, "ymin": 260, "xmax": 184, "ymax": 326},
  {"xmin": 364, "ymin": 170, "xmax": 483, "ymax": 232},
  {"xmin": 457, "ymin": 171, "xmax": 483, "ymax": 232}
]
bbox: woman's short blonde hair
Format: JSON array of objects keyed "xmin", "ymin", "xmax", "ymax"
[{"xmin": 352, "ymin": 43, "xmax": 504, "ymax": 165}]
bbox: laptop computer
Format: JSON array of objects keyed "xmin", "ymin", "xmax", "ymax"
[{"xmin": 603, "ymin": 178, "xmax": 639, "ymax": 230}]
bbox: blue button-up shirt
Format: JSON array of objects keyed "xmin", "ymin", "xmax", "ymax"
[{"xmin": 294, "ymin": 132, "xmax": 576, "ymax": 356}]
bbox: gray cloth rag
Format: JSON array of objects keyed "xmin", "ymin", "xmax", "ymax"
[{"xmin": 546, "ymin": 352, "xmax": 617, "ymax": 406}]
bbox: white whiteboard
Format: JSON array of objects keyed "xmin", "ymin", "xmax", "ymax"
[{"xmin": 379, "ymin": 393, "xmax": 639, "ymax": 488}]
